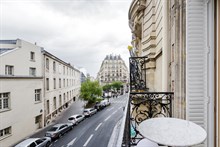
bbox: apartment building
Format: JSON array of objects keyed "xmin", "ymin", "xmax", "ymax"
[
  {"xmin": 0, "ymin": 39, "xmax": 44, "ymax": 146},
  {"xmin": 43, "ymin": 51, "xmax": 81, "ymax": 125},
  {"xmin": 128, "ymin": 0, "xmax": 219, "ymax": 146},
  {"xmin": 97, "ymin": 54, "xmax": 129, "ymax": 85},
  {"xmin": 0, "ymin": 39, "xmax": 81, "ymax": 146}
]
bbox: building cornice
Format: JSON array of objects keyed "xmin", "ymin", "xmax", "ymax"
[{"xmin": 0, "ymin": 75, "xmax": 43, "ymax": 79}]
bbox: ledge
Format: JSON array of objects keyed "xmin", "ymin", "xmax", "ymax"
[{"xmin": 0, "ymin": 75, "xmax": 43, "ymax": 79}]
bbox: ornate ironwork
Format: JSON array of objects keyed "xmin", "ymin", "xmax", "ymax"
[
  {"xmin": 129, "ymin": 57, "xmax": 148, "ymax": 92},
  {"xmin": 122, "ymin": 92, "xmax": 174, "ymax": 147}
]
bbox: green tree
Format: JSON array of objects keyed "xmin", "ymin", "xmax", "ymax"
[
  {"xmin": 102, "ymin": 84, "xmax": 112, "ymax": 91},
  {"xmin": 80, "ymin": 79, "xmax": 102, "ymax": 104},
  {"xmin": 111, "ymin": 81, "xmax": 123, "ymax": 90}
]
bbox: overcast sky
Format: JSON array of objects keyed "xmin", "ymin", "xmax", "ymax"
[{"xmin": 0, "ymin": 0, "xmax": 132, "ymax": 77}]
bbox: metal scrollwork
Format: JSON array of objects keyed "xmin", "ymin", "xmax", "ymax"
[
  {"xmin": 128, "ymin": 92, "xmax": 174, "ymax": 146},
  {"xmin": 129, "ymin": 57, "xmax": 147, "ymax": 92}
]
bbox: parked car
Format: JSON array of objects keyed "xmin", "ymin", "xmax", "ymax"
[
  {"xmin": 100, "ymin": 99, "xmax": 110, "ymax": 107},
  {"xmin": 95, "ymin": 102, "xmax": 105, "ymax": 111},
  {"xmin": 15, "ymin": 137, "xmax": 51, "ymax": 147},
  {"xmin": 45, "ymin": 123, "xmax": 73, "ymax": 140},
  {"xmin": 68, "ymin": 114, "xmax": 85, "ymax": 125},
  {"xmin": 83, "ymin": 108, "xmax": 97, "ymax": 117}
]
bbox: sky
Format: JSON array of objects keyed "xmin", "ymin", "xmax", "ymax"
[{"xmin": 0, "ymin": 0, "xmax": 132, "ymax": 77}]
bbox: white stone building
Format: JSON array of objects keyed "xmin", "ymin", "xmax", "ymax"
[
  {"xmin": 97, "ymin": 54, "xmax": 128, "ymax": 85},
  {"xmin": 0, "ymin": 39, "xmax": 44, "ymax": 146},
  {"xmin": 0, "ymin": 39, "xmax": 81, "ymax": 146},
  {"xmin": 42, "ymin": 51, "xmax": 81, "ymax": 125}
]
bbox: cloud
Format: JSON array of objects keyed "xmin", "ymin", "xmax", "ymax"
[{"xmin": 0, "ymin": 0, "xmax": 131, "ymax": 77}]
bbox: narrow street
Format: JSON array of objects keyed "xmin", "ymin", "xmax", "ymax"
[{"xmin": 31, "ymin": 94, "xmax": 128, "ymax": 147}]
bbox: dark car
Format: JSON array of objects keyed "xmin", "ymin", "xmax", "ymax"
[{"xmin": 45, "ymin": 123, "xmax": 73, "ymax": 140}]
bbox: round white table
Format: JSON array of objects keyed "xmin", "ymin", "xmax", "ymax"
[{"xmin": 138, "ymin": 117, "xmax": 207, "ymax": 147}]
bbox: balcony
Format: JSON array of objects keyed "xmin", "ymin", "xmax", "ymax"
[{"xmin": 120, "ymin": 57, "xmax": 174, "ymax": 147}]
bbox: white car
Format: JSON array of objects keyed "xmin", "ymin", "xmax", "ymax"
[
  {"xmin": 83, "ymin": 108, "xmax": 97, "ymax": 117},
  {"xmin": 101, "ymin": 99, "xmax": 110, "ymax": 107},
  {"xmin": 68, "ymin": 114, "xmax": 85, "ymax": 125},
  {"xmin": 15, "ymin": 137, "xmax": 51, "ymax": 147}
]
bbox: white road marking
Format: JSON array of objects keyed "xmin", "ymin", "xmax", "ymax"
[
  {"xmin": 112, "ymin": 110, "xmax": 117, "ymax": 115},
  {"xmin": 95, "ymin": 123, "xmax": 102, "ymax": 131},
  {"xmin": 104, "ymin": 115, "xmax": 112, "ymax": 122},
  {"xmin": 54, "ymin": 140, "xmax": 58, "ymax": 143},
  {"xmin": 107, "ymin": 107, "xmax": 114, "ymax": 111},
  {"xmin": 83, "ymin": 134, "xmax": 93, "ymax": 147},
  {"xmin": 67, "ymin": 137, "xmax": 77, "ymax": 147}
]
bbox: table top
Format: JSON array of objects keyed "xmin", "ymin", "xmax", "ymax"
[{"xmin": 138, "ymin": 117, "xmax": 207, "ymax": 147}]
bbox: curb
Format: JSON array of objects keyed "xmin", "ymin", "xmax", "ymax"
[{"xmin": 108, "ymin": 119, "xmax": 122, "ymax": 147}]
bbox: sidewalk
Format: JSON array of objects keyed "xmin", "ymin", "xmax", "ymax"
[{"xmin": 30, "ymin": 99, "xmax": 85, "ymax": 138}]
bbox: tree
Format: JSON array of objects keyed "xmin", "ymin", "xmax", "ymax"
[
  {"xmin": 111, "ymin": 81, "xmax": 123, "ymax": 90},
  {"xmin": 80, "ymin": 79, "xmax": 102, "ymax": 104},
  {"xmin": 102, "ymin": 84, "xmax": 112, "ymax": 91}
]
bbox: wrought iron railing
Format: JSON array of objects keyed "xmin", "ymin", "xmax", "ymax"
[
  {"xmin": 121, "ymin": 56, "xmax": 174, "ymax": 147},
  {"xmin": 122, "ymin": 92, "xmax": 174, "ymax": 146},
  {"xmin": 129, "ymin": 57, "xmax": 148, "ymax": 92}
]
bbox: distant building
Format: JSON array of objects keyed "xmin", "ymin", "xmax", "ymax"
[
  {"xmin": 0, "ymin": 39, "xmax": 81, "ymax": 146},
  {"xmin": 80, "ymin": 72, "xmax": 87, "ymax": 83},
  {"xmin": 97, "ymin": 54, "xmax": 128, "ymax": 85},
  {"xmin": 0, "ymin": 39, "xmax": 44, "ymax": 146},
  {"xmin": 42, "ymin": 51, "xmax": 81, "ymax": 125}
]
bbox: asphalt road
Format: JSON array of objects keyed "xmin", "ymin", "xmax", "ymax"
[{"xmin": 31, "ymin": 93, "xmax": 128, "ymax": 147}]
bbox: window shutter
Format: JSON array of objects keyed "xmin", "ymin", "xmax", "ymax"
[{"xmin": 186, "ymin": 0, "xmax": 207, "ymax": 147}]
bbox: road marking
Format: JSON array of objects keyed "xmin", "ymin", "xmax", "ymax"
[
  {"xmin": 95, "ymin": 123, "xmax": 102, "ymax": 131},
  {"xmin": 55, "ymin": 140, "xmax": 58, "ymax": 143},
  {"xmin": 112, "ymin": 110, "xmax": 117, "ymax": 115},
  {"xmin": 83, "ymin": 134, "xmax": 93, "ymax": 147},
  {"xmin": 104, "ymin": 115, "xmax": 112, "ymax": 122},
  {"xmin": 67, "ymin": 137, "xmax": 77, "ymax": 147},
  {"xmin": 107, "ymin": 107, "xmax": 114, "ymax": 111}
]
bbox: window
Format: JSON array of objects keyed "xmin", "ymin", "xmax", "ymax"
[
  {"xmin": 59, "ymin": 78, "xmax": 61, "ymax": 88},
  {"xmin": 0, "ymin": 127, "xmax": 11, "ymax": 138},
  {"xmin": 5, "ymin": 65, "xmax": 14, "ymax": 75},
  {"xmin": 53, "ymin": 78, "xmax": 56, "ymax": 89},
  {"xmin": 46, "ymin": 78, "xmax": 49, "ymax": 90},
  {"xmin": 46, "ymin": 58, "xmax": 49, "ymax": 70},
  {"xmin": 53, "ymin": 61, "xmax": 56, "ymax": 71},
  {"xmin": 30, "ymin": 52, "xmax": 35, "ymax": 61},
  {"xmin": 35, "ymin": 115, "xmax": 42, "ymax": 124},
  {"xmin": 53, "ymin": 97, "xmax": 56, "ymax": 110},
  {"xmin": 59, "ymin": 95, "xmax": 62, "ymax": 106},
  {"xmin": 29, "ymin": 68, "xmax": 36, "ymax": 76},
  {"xmin": 35, "ymin": 89, "xmax": 41, "ymax": 102},
  {"xmin": 63, "ymin": 79, "xmax": 65, "ymax": 87},
  {"xmin": 0, "ymin": 93, "xmax": 10, "ymax": 111}
]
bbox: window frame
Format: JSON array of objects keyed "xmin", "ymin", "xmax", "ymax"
[
  {"xmin": 35, "ymin": 89, "xmax": 41, "ymax": 102},
  {"xmin": 5, "ymin": 65, "xmax": 14, "ymax": 76},
  {"xmin": 0, "ymin": 92, "xmax": 10, "ymax": 111}
]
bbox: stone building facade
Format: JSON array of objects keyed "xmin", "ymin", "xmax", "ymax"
[
  {"xmin": 97, "ymin": 55, "xmax": 128, "ymax": 85},
  {"xmin": 128, "ymin": 0, "xmax": 186, "ymax": 119},
  {"xmin": 0, "ymin": 39, "xmax": 81, "ymax": 146},
  {"xmin": 43, "ymin": 51, "xmax": 81, "ymax": 125}
]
